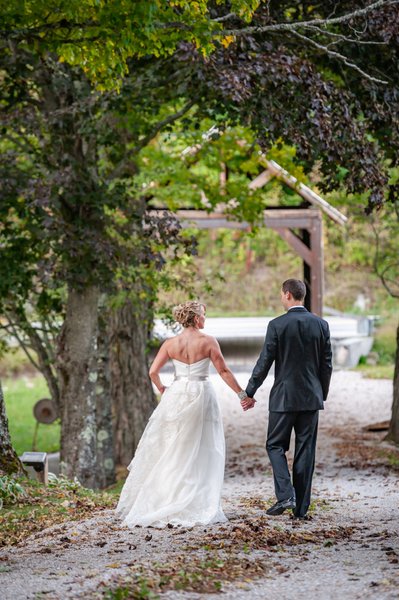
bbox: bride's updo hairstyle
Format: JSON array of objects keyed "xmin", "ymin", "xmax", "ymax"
[{"xmin": 173, "ymin": 301, "xmax": 205, "ymax": 328}]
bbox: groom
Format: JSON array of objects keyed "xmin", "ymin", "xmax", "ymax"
[{"xmin": 242, "ymin": 279, "xmax": 332, "ymax": 519}]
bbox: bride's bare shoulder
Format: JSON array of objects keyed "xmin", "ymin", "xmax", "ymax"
[
  {"xmin": 200, "ymin": 332, "xmax": 219, "ymax": 346},
  {"xmin": 160, "ymin": 337, "xmax": 176, "ymax": 353}
]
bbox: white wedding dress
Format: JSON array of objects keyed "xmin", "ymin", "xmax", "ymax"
[{"xmin": 115, "ymin": 358, "xmax": 227, "ymax": 528}]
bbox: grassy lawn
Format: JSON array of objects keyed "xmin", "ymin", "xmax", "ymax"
[
  {"xmin": 354, "ymin": 363, "xmax": 395, "ymax": 380},
  {"xmin": 2, "ymin": 376, "xmax": 60, "ymax": 456}
]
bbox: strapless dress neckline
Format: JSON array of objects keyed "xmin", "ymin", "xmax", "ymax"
[{"xmin": 171, "ymin": 357, "xmax": 209, "ymax": 366}]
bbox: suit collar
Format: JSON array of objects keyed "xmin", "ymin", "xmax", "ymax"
[{"xmin": 287, "ymin": 306, "xmax": 307, "ymax": 312}]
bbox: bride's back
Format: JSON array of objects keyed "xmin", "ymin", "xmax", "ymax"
[{"xmin": 167, "ymin": 330, "xmax": 211, "ymax": 365}]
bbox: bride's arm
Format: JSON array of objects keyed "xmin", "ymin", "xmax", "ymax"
[
  {"xmin": 209, "ymin": 338, "xmax": 254, "ymax": 406},
  {"xmin": 149, "ymin": 342, "xmax": 170, "ymax": 394}
]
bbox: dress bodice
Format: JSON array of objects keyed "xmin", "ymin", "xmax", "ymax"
[{"xmin": 172, "ymin": 357, "xmax": 210, "ymax": 378}]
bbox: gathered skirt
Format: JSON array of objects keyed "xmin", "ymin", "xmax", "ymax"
[{"xmin": 115, "ymin": 379, "xmax": 227, "ymax": 528}]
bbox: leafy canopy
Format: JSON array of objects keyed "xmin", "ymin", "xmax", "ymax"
[{"xmin": 0, "ymin": 0, "xmax": 260, "ymax": 88}]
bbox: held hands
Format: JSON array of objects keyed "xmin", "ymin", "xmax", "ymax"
[{"xmin": 241, "ymin": 396, "xmax": 256, "ymax": 411}]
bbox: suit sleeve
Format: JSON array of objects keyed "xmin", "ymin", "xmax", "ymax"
[
  {"xmin": 320, "ymin": 322, "xmax": 333, "ymax": 401},
  {"xmin": 245, "ymin": 322, "xmax": 277, "ymax": 398}
]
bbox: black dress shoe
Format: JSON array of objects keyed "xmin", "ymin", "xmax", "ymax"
[{"xmin": 266, "ymin": 497, "xmax": 296, "ymax": 516}]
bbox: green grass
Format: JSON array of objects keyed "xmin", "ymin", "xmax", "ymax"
[
  {"xmin": 104, "ymin": 477, "xmax": 126, "ymax": 496},
  {"xmin": 3, "ymin": 376, "xmax": 60, "ymax": 455},
  {"xmin": 354, "ymin": 364, "xmax": 395, "ymax": 380}
]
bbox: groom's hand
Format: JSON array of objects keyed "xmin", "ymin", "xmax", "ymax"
[{"xmin": 241, "ymin": 396, "xmax": 256, "ymax": 411}]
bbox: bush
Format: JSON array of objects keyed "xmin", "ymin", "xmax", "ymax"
[
  {"xmin": 373, "ymin": 335, "xmax": 396, "ymax": 365},
  {"xmin": 47, "ymin": 473, "xmax": 82, "ymax": 492},
  {"xmin": 372, "ymin": 316, "xmax": 397, "ymax": 366},
  {"xmin": 0, "ymin": 347, "xmax": 38, "ymax": 378},
  {"xmin": 0, "ymin": 475, "xmax": 26, "ymax": 509}
]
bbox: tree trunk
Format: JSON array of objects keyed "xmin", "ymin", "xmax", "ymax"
[
  {"xmin": 387, "ymin": 323, "xmax": 399, "ymax": 444},
  {"xmin": 0, "ymin": 381, "xmax": 25, "ymax": 476},
  {"xmin": 110, "ymin": 298, "xmax": 156, "ymax": 467},
  {"xmin": 57, "ymin": 286, "xmax": 115, "ymax": 488},
  {"xmin": 95, "ymin": 307, "xmax": 116, "ymax": 488}
]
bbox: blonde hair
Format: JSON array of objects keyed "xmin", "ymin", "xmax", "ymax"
[{"xmin": 173, "ymin": 301, "xmax": 205, "ymax": 328}]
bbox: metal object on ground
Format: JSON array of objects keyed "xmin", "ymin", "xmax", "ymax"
[
  {"xmin": 33, "ymin": 398, "xmax": 58, "ymax": 424},
  {"xmin": 20, "ymin": 451, "xmax": 48, "ymax": 485}
]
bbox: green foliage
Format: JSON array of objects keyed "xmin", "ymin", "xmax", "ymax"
[
  {"xmin": 103, "ymin": 588, "xmax": 132, "ymax": 600},
  {"xmin": 1, "ymin": 2, "xmax": 399, "ymax": 457},
  {"xmin": 0, "ymin": 0, "xmax": 260, "ymax": 89},
  {"xmin": 3, "ymin": 376, "xmax": 60, "ymax": 455},
  {"xmin": 48, "ymin": 473, "xmax": 82, "ymax": 492},
  {"xmin": 138, "ymin": 124, "xmax": 313, "ymax": 224},
  {"xmin": 355, "ymin": 364, "xmax": 395, "ymax": 380},
  {"xmin": 104, "ymin": 581, "xmax": 159, "ymax": 600},
  {"xmin": 0, "ymin": 476, "xmax": 115, "ymax": 547},
  {"xmin": 0, "ymin": 475, "xmax": 26, "ymax": 508},
  {"xmin": 373, "ymin": 324, "xmax": 397, "ymax": 365},
  {"xmin": 0, "ymin": 347, "xmax": 37, "ymax": 377},
  {"xmin": 158, "ymin": 226, "xmax": 302, "ymax": 315}
]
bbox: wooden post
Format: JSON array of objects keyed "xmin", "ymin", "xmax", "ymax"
[
  {"xmin": 271, "ymin": 213, "xmax": 323, "ymax": 316},
  {"xmin": 310, "ymin": 211, "xmax": 323, "ymax": 316},
  {"xmin": 302, "ymin": 229, "xmax": 312, "ymax": 312}
]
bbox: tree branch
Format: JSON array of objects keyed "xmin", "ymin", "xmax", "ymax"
[
  {"xmin": 108, "ymin": 99, "xmax": 197, "ymax": 180},
  {"xmin": 0, "ymin": 19, "xmax": 97, "ymax": 41},
  {"xmin": 4, "ymin": 311, "xmax": 61, "ymax": 406},
  {"xmin": 213, "ymin": 12, "xmax": 237, "ymax": 23},
  {"xmin": 302, "ymin": 25, "xmax": 388, "ymax": 46},
  {"xmin": 288, "ymin": 30, "xmax": 388, "ymax": 84},
  {"xmin": 380, "ymin": 264, "xmax": 399, "ymax": 297},
  {"xmin": 223, "ymin": 1, "xmax": 399, "ymax": 36},
  {"xmin": 3, "ymin": 314, "xmax": 42, "ymax": 372},
  {"xmin": 135, "ymin": 99, "xmax": 197, "ymax": 153},
  {"xmin": 371, "ymin": 221, "xmax": 399, "ymax": 298},
  {"xmin": 2, "ymin": 132, "xmax": 40, "ymax": 157}
]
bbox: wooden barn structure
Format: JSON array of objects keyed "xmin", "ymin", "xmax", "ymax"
[{"xmin": 174, "ymin": 159, "xmax": 347, "ymax": 316}]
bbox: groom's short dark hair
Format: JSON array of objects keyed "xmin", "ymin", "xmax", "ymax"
[{"xmin": 282, "ymin": 279, "xmax": 306, "ymax": 301}]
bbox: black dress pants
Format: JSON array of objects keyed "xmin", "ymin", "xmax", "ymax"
[{"xmin": 266, "ymin": 410, "xmax": 319, "ymax": 518}]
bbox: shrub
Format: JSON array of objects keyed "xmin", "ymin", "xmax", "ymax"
[
  {"xmin": 47, "ymin": 473, "xmax": 82, "ymax": 492},
  {"xmin": 0, "ymin": 475, "xmax": 26, "ymax": 509}
]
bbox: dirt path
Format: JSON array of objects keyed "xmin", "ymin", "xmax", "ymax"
[{"xmin": 1, "ymin": 371, "xmax": 398, "ymax": 599}]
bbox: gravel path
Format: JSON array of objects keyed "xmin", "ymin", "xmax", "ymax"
[{"xmin": 1, "ymin": 370, "xmax": 398, "ymax": 599}]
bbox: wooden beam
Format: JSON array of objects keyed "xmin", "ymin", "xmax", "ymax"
[
  {"xmin": 273, "ymin": 228, "xmax": 313, "ymax": 265},
  {"xmin": 248, "ymin": 169, "xmax": 274, "ymax": 190},
  {"xmin": 261, "ymin": 159, "xmax": 348, "ymax": 226},
  {"xmin": 169, "ymin": 208, "xmax": 322, "ymax": 230}
]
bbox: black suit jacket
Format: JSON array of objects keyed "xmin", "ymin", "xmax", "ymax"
[{"xmin": 246, "ymin": 307, "xmax": 333, "ymax": 412}]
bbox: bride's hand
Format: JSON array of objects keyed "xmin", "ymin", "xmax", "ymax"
[
  {"xmin": 159, "ymin": 385, "xmax": 167, "ymax": 394},
  {"xmin": 241, "ymin": 397, "xmax": 256, "ymax": 411}
]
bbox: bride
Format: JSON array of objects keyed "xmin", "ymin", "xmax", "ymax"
[{"xmin": 115, "ymin": 300, "xmax": 251, "ymax": 528}]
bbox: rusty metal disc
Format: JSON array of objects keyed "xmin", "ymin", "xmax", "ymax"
[{"xmin": 33, "ymin": 398, "xmax": 58, "ymax": 424}]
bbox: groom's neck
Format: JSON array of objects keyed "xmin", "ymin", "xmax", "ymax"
[{"xmin": 286, "ymin": 302, "xmax": 304, "ymax": 310}]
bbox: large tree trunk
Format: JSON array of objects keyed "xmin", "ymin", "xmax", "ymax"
[
  {"xmin": 387, "ymin": 323, "xmax": 399, "ymax": 444},
  {"xmin": 57, "ymin": 286, "xmax": 115, "ymax": 488},
  {"xmin": 0, "ymin": 381, "xmax": 25, "ymax": 476},
  {"xmin": 95, "ymin": 308, "xmax": 116, "ymax": 488},
  {"xmin": 110, "ymin": 298, "xmax": 156, "ymax": 467}
]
